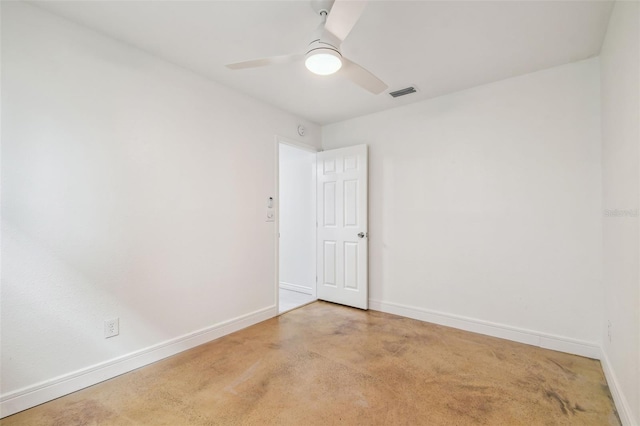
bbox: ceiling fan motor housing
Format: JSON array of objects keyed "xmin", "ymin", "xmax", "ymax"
[
  {"xmin": 305, "ymin": 16, "xmax": 343, "ymax": 76},
  {"xmin": 306, "ymin": 38, "xmax": 341, "ymax": 57},
  {"xmin": 305, "ymin": 23, "xmax": 343, "ymax": 66}
]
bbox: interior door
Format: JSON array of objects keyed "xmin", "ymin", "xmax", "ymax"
[{"xmin": 316, "ymin": 144, "xmax": 368, "ymax": 309}]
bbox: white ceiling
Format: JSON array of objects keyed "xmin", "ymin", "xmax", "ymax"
[{"xmin": 32, "ymin": 0, "xmax": 614, "ymax": 125}]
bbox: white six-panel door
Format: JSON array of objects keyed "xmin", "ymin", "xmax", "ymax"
[{"xmin": 316, "ymin": 145, "xmax": 368, "ymax": 309}]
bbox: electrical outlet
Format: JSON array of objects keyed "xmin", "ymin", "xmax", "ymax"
[{"xmin": 104, "ymin": 318, "xmax": 119, "ymax": 338}]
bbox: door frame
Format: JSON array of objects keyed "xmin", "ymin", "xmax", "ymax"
[{"xmin": 274, "ymin": 135, "xmax": 320, "ymax": 315}]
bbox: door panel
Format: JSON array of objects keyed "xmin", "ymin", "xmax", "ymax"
[
  {"xmin": 316, "ymin": 145, "xmax": 368, "ymax": 309},
  {"xmin": 323, "ymin": 182, "xmax": 336, "ymax": 226},
  {"xmin": 323, "ymin": 241, "xmax": 337, "ymax": 286}
]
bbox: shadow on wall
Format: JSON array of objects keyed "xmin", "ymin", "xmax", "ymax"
[{"xmin": 0, "ymin": 219, "xmax": 167, "ymax": 396}]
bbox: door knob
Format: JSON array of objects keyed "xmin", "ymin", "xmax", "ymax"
[{"xmin": 358, "ymin": 232, "xmax": 367, "ymax": 238}]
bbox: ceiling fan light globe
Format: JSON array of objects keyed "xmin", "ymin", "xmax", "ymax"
[{"xmin": 305, "ymin": 49, "xmax": 342, "ymax": 75}]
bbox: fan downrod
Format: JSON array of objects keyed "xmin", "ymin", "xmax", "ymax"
[{"xmin": 310, "ymin": 0, "xmax": 335, "ymax": 16}]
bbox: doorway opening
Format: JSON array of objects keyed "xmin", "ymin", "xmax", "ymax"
[
  {"xmin": 278, "ymin": 141, "xmax": 318, "ymax": 314},
  {"xmin": 276, "ymin": 139, "xmax": 369, "ymax": 313}
]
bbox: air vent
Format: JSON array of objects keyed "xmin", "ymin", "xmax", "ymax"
[{"xmin": 389, "ymin": 87, "xmax": 417, "ymax": 98}]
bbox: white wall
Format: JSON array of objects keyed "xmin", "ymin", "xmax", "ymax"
[
  {"xmin": 600, "ymin": 2, "xmax": 640, "ymax": 424},
  {"xmin": 278, "ymin": 143, "xmax": 316, "ymax": 296},
  {"xmin": 323, "ymin": 58, "xmax": 603, "ymax": 354},
  {"xmin": 0, "ymin": 1, "xmax": 320, "ymax": 416}
]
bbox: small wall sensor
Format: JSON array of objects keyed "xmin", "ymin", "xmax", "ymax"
[{"xmin": 297, "ymin": 125, "xmax": 305, "ymax": 136}]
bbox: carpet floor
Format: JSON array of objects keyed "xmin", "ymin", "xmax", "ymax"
[{"xmin": 1, "ymin": 301, "xmax": 619, "ymax": 425}]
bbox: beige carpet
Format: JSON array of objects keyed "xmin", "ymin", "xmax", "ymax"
[{"xmin": 1, "ymin": 302, "xmax": 619, "ymax": 425}]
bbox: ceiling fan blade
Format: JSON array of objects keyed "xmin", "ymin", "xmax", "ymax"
[
  {"xmin": 324, "ymin": 0, "xmax": 367, "ymax": 42},
  {"xmin": 226, "ymin": 54, "xmax": 303, "ymax": 70},
  {"xmin": 341, "ymin": 57, "xmax": 388, "ymax": 95}
]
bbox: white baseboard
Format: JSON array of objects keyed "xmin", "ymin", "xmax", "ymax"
[
  {"xmin": 368, "ymin": 299, "xmax": 601, "ymax": 359},
  {"xmin": 600, "ymin": 349, "xmax": 636, "ymax": 426},
  {"xmin": 279, "ymin": 281, "xmax": 313, "ymax": 295},
  {"xmin": 0, "ymin": 305, "xmax": 277, "ymax": 419}
]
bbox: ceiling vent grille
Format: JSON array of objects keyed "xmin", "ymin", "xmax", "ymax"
[{"xmin": 389, "ymin": 87, "xmax": 417, "ymax": 98}]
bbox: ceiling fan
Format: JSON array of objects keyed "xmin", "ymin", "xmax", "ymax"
[{"xmin": 225, "ymin": 0, "xmax": 388, "ymax": 95}]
